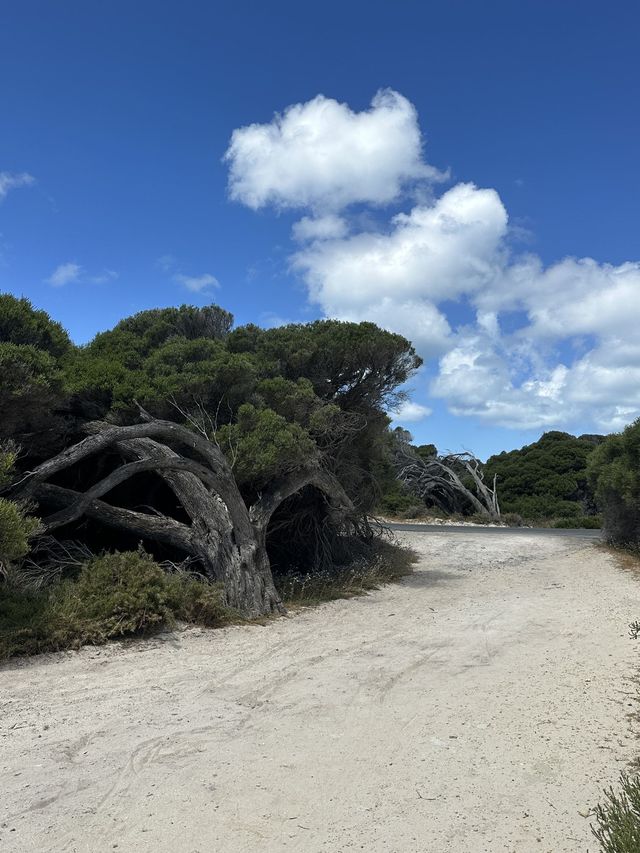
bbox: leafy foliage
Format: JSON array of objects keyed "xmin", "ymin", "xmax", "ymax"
[
  {"xmin": 588, "ymin": 419, "xmax": 640, "ymax": 546},
  {"xmin": 0, "ymin": 445, "xmax": 41, "ymax": 575},
  {"xmin": 484, "ymin": 431, "xmax": 603, "ymax": 520},
  {"xmin": 592, "ymin": 773, "xmax": 640, "ymax": 853},
  {"xmin": 0, "ymin": 296, "xmax": 72, "ymax": 459},
  {"xmin": 0, "ymin": 499, "xmax": 41, "ymax": 572},
  {"xmin": 217, "ymin": 403, "xmax": 316, "ymax": 488},
  {"xmin": 377, "ymin": 482, "xmax": 416, "ymax": 515},
  {"xmin": 0, "ymin": 294, "xmax": 71, "ymax": 358},
  {"xmin": 65, "ymin": 305, "xmax": 243, "ymax": 417},
  {"xmin": 228, "ymin": 319, "xmax": 421, "ymax": 409},
  {"xmin": 0, "ymin": 342, "xmax": 69, "ymax": 456},
  {"xmin": 0, "ymin": 443, "xmax": 18, "ymax": 488},
  {"xmin": 0, "ymin": 550, "xmax": 230, "ymax": 659}
]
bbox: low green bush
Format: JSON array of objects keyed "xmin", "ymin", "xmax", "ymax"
[
  {"xmin": 0, "ymin": 550, "xmax": 230, "ymax": 660},
  {"xmin": 553, "ymin": 516, "xmax": 601, "ymax": 529},
  {"xmin": 592, "ymin": 773, "xmax": 640, "ymax": 852},
  {"xmin": 377, "ymin": 490, "xmax": 416, "ymax": 515},
  {"xmin": 0, "ymin": 498, "xmax": 41, "ymax": 572}
]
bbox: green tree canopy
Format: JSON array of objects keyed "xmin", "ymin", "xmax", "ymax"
[
  {"xmin": 484, "ymin": 431, "xmax": 603, "ymax": 519},
  {"xmin": 228, "ymin": 320, "xmax": 422, "ymax": 411},
  {"xmin": 0, "ymin": 294, "xmax": 72, "ymax": 359},
  {"xmin": 59, "ymin": 308, "xmax": 421, "ymax": 512},
  {"xmin": 0, "ymin": 296, "xmax": 75, "ymax": 458},
  {"xmin": 588, "ymin": 419, "xmax": 640, "ymax": 545}
]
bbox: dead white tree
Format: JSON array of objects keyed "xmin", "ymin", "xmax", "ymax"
[{"xmin": 393, "ymin": 440, "xmax": 500, "ymax": 520}]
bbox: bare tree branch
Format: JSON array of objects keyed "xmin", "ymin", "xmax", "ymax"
[
  {"xmin": 392, "ymin": 441, "xmax": 500, "ymax": 519},
  {"xmin": 39, "ymin": 456, "xmax": 227, "ymax": 532},
  {"xmin": 250, "ymin": 466, "xmax": 357, "ymax": 532},
  {"xmin": 11, "ymin": 418, "xmax": 232, "ymax": 500},
  {"xmin": 35, "ymin": 482, "xmax": 194, "ymax": 549}
]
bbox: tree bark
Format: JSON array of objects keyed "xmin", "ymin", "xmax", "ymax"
[
  {"xmin": 11, "ymin": 419, "xmax": 355, "ymax": 619},
  {"xmin": 394, "ymin": 444, "xmax": 501, "ymax": 520},
  {"xmin": 119, "ymin": 437, "xmax": 284, "ymax": 617}
]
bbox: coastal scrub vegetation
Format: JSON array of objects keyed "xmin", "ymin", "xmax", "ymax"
[
  {"xmin": 588, "ymin": 419, "xmax": 640, "ymax": 549},
  {"xmin": 378, "ymin": 428, "xmax": 605, "ymax": 528},
  {"xmin": 0, "ymin": 295, "xmax": 420, "ymax": 657},
  {"xmin": 588, "ymin": 424, "xmax": 640, "ymax": 851}
]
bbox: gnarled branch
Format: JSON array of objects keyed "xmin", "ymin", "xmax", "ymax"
[
  {"xmin": 250, "ymin": 466, "xmax": 357, "ymax": 532},
  {"xmin": 38, "ymin": 455, "xmax": 227, "ymax": 532},
  {"xmin": 11, "ymin": 418, "xmax": 232, "ymax": 500},
  {"xmin": 35, "ymin": 482, "xmax": 194, "ymax": 551}
]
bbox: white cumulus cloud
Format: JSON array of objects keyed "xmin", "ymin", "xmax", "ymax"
[
  {"xmin": 224, "ymin": 89, "xmax": 445, "ymax": 213},
  {"xmin": 294, "ymin": 184, "xmax": 508, "ymax": 309},
  {"xmin": 226, "ymin": 89, "xmax": 640, "ymax": 434},
  {"xmin": 391, "ymin": 401, "xmax": 432, "ymax": 423},
  {"xmin": 292, "ymin": 215, "xmax": 348, "ymax": 242}
]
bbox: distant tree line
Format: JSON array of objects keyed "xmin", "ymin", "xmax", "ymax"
[
  {"xmin": 380, "ymin": 425, "xmax": 640, "ymax": 539},
  {"xmin": 483, "ymin": 431, "xmax": 605, "ymax": 523}
]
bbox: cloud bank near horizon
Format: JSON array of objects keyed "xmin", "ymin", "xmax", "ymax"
[{"xmin": 225, "ymin": 90, "xmax": 640, "ymax": 433}]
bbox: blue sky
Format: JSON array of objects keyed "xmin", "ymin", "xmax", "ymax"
[{"xmin": 1, "ymin": 0, "xmax": 639, "ymax": 458}]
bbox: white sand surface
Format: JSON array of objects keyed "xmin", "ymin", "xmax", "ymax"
[{"xmin": 1, "ymin": 531, "xmax": 638, "ymax": 853}]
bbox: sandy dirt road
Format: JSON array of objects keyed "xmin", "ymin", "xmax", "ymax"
[{"xmin": 1, "ymin": 531, "xmax": 639, "ymax": 853}]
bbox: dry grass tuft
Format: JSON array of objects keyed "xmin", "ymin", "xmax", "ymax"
[{"xmin": 277, "ymin": 537, "xmax": 418, "ymax": 607}]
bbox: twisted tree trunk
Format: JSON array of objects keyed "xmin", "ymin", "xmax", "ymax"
[
  {"xmin": 393, "ymin": 442, "xmax": 501, "ymax": 521},
  {"xmin": 10, "ymin": 417, "xmax": 356, "ymax": 618}
]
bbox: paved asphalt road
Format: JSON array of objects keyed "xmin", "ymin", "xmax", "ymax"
[{"xmin": 387, "ymin": 521, "xmax": 602, "ymax": 539}]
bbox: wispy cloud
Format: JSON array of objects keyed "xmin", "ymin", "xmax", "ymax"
[
  {"xmin": 47, "ymin": 262, "xmax": 83, "ymax": 287},
  {"xmin": 156, "ymin": 255, "xmax": 220, "ymax": 293},
  {"xmin": 46, "ymin": 262, "xmax": 118, "ymax": 287},
  {"xmin": 89, "ymin": 269, "xmax": 119, "ymax": 284},
  {"xmin": 0, "ymin": 171, "xmax": 35, "ymax": 202},
  {"xmin": 173, "ymin": 272, "xmax": 219, "ymax": 293},
  {"xmin": 155, "ymin": 254, "xmax": 178, "ymax": 273}
]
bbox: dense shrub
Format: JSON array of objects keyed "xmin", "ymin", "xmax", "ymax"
[
  {"xmin": 398, "ymin": 504, "xmax": 432, "ymax": 520},
  {"xmin": 0, "ymin": 498, "xmax": 41, "ymax": 573},
  {"xmin": 0, "ymin": 294, "xmax": 71, "ymax": 358},
  {"xmin": 0, "ymin": 445, "xmax": 41, "ymax": 577},
  {"xmin": 377, "ymin": 488, "xmax": 416, "ymax": 516},
  {"xmin": 0, "ymin": 550, "xmax": 230, "ymax": 660},
  {"xmin": 485, "ymin": 431, "xmax": 603, "ymax": 520},
  {"xmin": 589, "ymin": 420, "xmax": 640, "ymax": 547},
  {"xmin": 0, "ymin": 299, "xmax": 71, "ymax": 459},
  {"xmin": 553, "ymin": 516, "xmax": 602, "ymax": 529}
]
